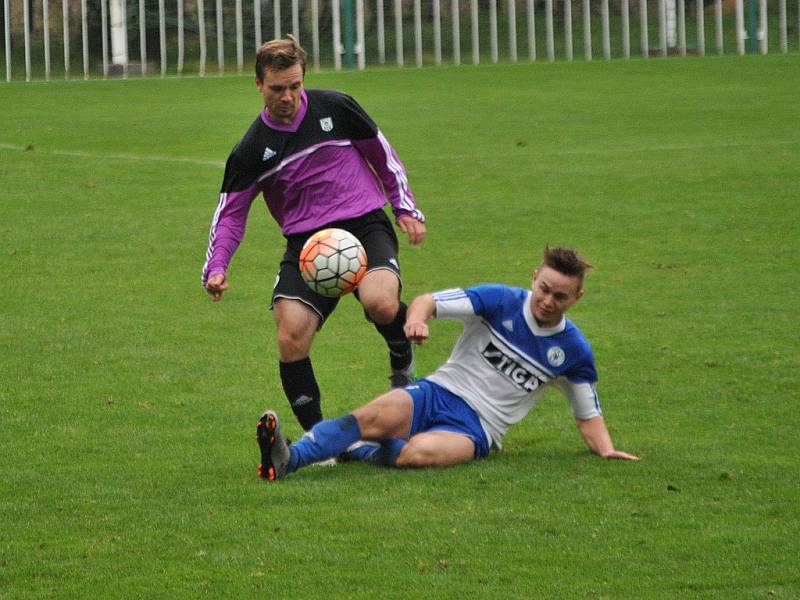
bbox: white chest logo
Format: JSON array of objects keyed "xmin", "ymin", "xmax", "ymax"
[
  {"xmin": 320, "ymin": 117, "xmax": 333, "ymax": 132},
  {"xmin": 547, "ymin": 346, "xmax": 565, "ymax": 367},
  {"xmin": 262, "ymin": 147, "xmax": 276, "ymax": 161}
]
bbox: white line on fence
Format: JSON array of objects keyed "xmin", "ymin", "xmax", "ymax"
[
  {"xmin": 508, "ymin": 0, "xmax": 517, "ymax": 63},
  {"xmin": 395, "ymin": 0, "xmax": 404, "ymax": 67},
  {"xmin": 640, "ymin": 0, "xmax": 649, "ymax": 59},
  {"xmin": 100, "ymin": 0, "xmax": 109, "ymax": 76},
  {"xmin": 311, "ymin": 0, "xmax": 320, "ymax": 70},
  {"xmin": 545, "ymin": 0, "xmax": 554, "ymax": 62},
  {"xmin": 332, "ymin": 0, "xmax": 341, "ymax": 71},
  {"xmin": 43, "ymin": 0, "xmax": 51, "ymax": 79},
  {"xmin": 471, "ymin": 0, "xmax": 479, "ymax": 65},
  {"xmin": 583, "ymin": 0, "xmax": 592, "ymax": 61},
  {"xmin": 139, "ymin": 0, "xmax": 147, "ymax": 75},
  {"xmin": 3, "ymin": 0, "xmax": 10, "ymax": 82},
  {"xmin": 490, "ymin": 0, "xmax": 498, "ymax": 64},
  {"xmin": 160, "ymin": 0, "xmax": 167, "ymax": 76},
  {"xmin": 736, "ymin": 0, "xmax": 745, "ymax": 54},
  {"xmin": 433, "ymin": 0, "xmax": 442, "ymax": 66},
  {"xmin": 177, "ymin": 0, "xmax": 185, "ymax": 73},
  {"xmin": 451, "ymin": 0, "xmax": 460, "ymax": 65},
  {"xmin": 82, "ymin": 0, "xmax": 89, "ymax": 78},
  {"xmin": 198, "ymin": 0, "xmax": 206, "ymax": 76},
  {"xmin": 292, "ymin": 0, "xmax": 300, "ymax": 41},
  {"xmin": 622, "ymin": 0, "xmax": 630, "ymax": 59},
  {"xmin": 62, "ymin": 0, "xmax": 70, "ymax": 78},
  {"xmin": 779, "ymin": 0, "xmax": 787, "ymax": 52},
  {"xmin": 414, "ymin": 0, "xmax": 422, "ymax": 67},
  {"xmin": 254, "ymin": 0, "xmax": 261, "ymax": 50},
  {"xmin": 697, "ymin": 0, "xmax": 706, "ymax": 56},
  {"xmin": 357, "ymin": 0, "xmax": 365, "ymax": 70},
  {"xmin": 564, "ymin": 0, "xmax": 573, "ymax": 62},
  {"xmin": 377, "ymin": 0, "xmax": 386, "ymax": 65},
  {"xmin": 526, "ymin": 0, "xmax": 535, "ymax": 62},
  {"xmin": 24, "ymin": 0, "xmax": 31, "ymax": 81},
  {"xmin": 215, "ymin": 0, "xmax": 223, "ymax": 73},
  {"xmin": 236, "ymin": 0, "xmax": 243, "ymax": 73}
]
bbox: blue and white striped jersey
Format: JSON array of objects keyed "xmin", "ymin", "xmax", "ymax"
[{"xmin": 426, "ymin": 285, "xmax": 602, "ymax": 449}]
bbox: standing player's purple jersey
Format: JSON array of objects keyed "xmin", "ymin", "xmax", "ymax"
[
  {"xmin": 202, "ymin": 88, "xmax": 424, "ymax": 286},
  {"xmin": 427, "ymin": 285, "xmax": 602, "ymax": 449}
]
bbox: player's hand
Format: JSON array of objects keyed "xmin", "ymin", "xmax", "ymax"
[
  {"xmin": 404, "ymin": 320, "xmax": 429, "ymax": 345},
  {"xmin": 205, "ymin": 274, "xmax": 228, "ymax": 301},
  {"xmin": 602, "ymin": 449, "xmax": 640, "ymax": 461},
  {"xmin": 397, "ymin": 215, "xmax": 426, "ymax": 246}
]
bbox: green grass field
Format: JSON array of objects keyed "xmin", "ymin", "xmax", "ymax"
[{"xmin": 1, "ymin": 54, "xmax": 799, "ymax": 598}]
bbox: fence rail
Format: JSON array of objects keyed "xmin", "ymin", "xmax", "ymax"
[{"xmin": 2, "ymin": 0, "xmax": 798, "ymax": 82}]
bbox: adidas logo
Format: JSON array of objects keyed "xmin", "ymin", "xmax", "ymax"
[
  {"xmin": 503, "ymin": 319, "xmax": 514, "ymax": 331},
  {"xmin": 262, "ymin": 147, "xmax": 276, "ymax": 161}
]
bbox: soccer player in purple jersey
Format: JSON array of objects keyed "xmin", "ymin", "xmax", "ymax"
[
  {"xmin": 257, "ymin": 246, "xmax": 638, "ymax": 481},
  {"xmin": 202, "ymin": 37, "xmax": 426, "ymax": 432}
]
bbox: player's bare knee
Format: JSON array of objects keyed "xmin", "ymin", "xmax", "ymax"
[
  {"xmin": 363, "ymin": 295, "xmax": 399, "ymax": 325},
  {"xmin": 276, "ymin": 326, "xmax": 312, "ymax": 360},
  {"xmin": 396, "ymin": 442, "xmax": 437, "ymax": 468}
]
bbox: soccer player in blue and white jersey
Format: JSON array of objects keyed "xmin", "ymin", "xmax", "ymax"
[
  {"xmin": 202, "ymin": 37, "xmax": 425, "ymax": 432},
  {"xmin": 257, "ymin": 246, "xmax": 638, "ymax": 481}
]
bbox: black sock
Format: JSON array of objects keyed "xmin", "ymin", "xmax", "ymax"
[
  {"xmin": 372, "ymin": 302, "xmax": 412, "ymax": 371},
  {"xmin": 279, "ymin": 357, "xmax": 322, "ymax": 431}
]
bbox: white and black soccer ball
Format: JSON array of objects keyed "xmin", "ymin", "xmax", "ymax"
[{"xmin": 299, "ymin": 228, "xmax": 367, "ymax": 298}]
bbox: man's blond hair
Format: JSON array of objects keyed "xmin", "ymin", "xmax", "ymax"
[{"xmin": 255, "ymin": 35, "xmax": 306, "ymax": 80}]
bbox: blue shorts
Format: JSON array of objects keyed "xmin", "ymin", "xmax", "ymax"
[{"xmin": 404, "ymin": 379, "xmax": 491, "ymax": 459}]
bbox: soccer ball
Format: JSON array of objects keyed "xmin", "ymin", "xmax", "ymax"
[{"xmin": 299, "ymin": 228, "xmax": 367, "ymax": 297}]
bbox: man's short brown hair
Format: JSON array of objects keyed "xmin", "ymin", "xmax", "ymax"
[
  {"xmin": 542, "ymin": 245, "xmax": 593, "ymax": 290},
  {"xmin": 255, "ymin": 35, "xmax": 307, "ymax": 80}
]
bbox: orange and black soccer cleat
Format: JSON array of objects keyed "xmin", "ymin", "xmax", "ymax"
[{"xmin": 256, "ymin": 411, "xmax": 291, "ymax": 481}]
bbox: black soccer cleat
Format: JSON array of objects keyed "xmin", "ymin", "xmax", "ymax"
[{"xmin": 256, "ymin": 410, "xmax": 291, "ymax": 482}]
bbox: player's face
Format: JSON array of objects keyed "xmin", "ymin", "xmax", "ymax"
[
  {"xmin": 530, "ymin": 266, "xmax": 584, "ymax": 327},
  {"xmin": 256, "ymin": 64, "xmax": 304, "ymax": 123}
]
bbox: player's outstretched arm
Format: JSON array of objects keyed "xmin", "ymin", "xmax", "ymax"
[
  {"xmin": 576, "ymin": 416, "xmax": 639, "ymax": 461},
  {"xmin": 404, "ymin": 294, "xmax": 436, "ymax": 345},
  {"xmin": 205, "ymin": 273, "xmax": 229, "ymax": 301},
  {"xmin": 397, "ymin": 214, "xmax": 426, "ymax": 246}
]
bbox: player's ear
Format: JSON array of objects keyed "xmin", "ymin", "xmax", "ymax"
[{"xmin": 575, "ymin": 288, "xmax": 585, "ymax": 301}]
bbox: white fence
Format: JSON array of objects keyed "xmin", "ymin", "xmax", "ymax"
[{"xmin": 2, "ymin": 0, "xmax": 798, "ymax": 82}]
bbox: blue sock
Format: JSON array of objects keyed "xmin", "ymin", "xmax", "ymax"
[
  {"xmin": 288, "ymin": 414, "xmax": 362, "ymax": 472},
  {"xmin": 345, "ymin": 438, "xmax": 406, "ymax": 467}
]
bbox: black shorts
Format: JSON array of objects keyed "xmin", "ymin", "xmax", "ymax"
[{"xmin": 271, "ymin": 208, "xmax": 402, "ymax": 327}]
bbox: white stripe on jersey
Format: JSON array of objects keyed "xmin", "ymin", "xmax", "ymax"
[
  {"xmin": 201, "ymin": 192, "xmax": 229, "ymax": 285},
  {"xmin": 257, "ymin": 140, "xmax": 352, "ymax": 183},
  {"xmin": 376, "ymin": 130, "xmax": 417, "ymax": 216},
  {"xmin": 432, "ymin": 288, "xmax": 468, "ymax": 302}
]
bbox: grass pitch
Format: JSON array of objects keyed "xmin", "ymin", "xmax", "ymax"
[{"xmin": 1, "ymin": 54, "xmax": 799, "ymax": 598}]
